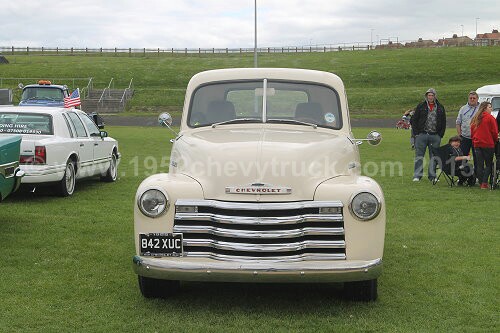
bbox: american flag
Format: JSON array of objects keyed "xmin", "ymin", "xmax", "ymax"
[{"xmin": 64, "ymin": 88, "xmax": 81, "ymax": 108}]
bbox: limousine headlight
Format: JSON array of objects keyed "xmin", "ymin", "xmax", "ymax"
[
  {"xmin": 138, "ymin": 188, "xmax": 169, "ymax": 218},
  {"xmin": 349, "ymin": 192, "xmax": 381, "ymax": 221}
]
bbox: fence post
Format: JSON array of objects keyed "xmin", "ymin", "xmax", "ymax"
[
  {"xmin": 129, "ymin": 48, "xmax": 132, "ymax": 56},
  {"xmin": 158, "ymin": 48, "xmax": 160, "ymax": 56},
  {"xmin": 115, "ymin": 47, "xmax": 117, "ymax": 56},
  {"xmin": 143, "ymin": 48, "xmax": 146, "ymax": 56},
  {"xmin": 11, "ymin": 46, "xmax": 14, "ymax": 55},
  {"xmin": 71, "ymin": 47, "xmax": 74, "ymax": 55},
  {"xmin": 27, "ymin": 46, "xmax": 29, "ymax": 55}
]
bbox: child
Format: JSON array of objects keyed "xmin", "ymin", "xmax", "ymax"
[{"xmin": 448, "ymin": 136, "xmax": 475, "ymax": 186}]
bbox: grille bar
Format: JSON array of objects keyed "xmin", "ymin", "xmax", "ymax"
[
  {"xmin": 174, "ymin": 225, "xmax": 344, "ymax": 238},
  {"xmin": 183, "ymin": 252, "xmax": 346, "ymax": 262},
  {"xmin": 184, "ymin": 239, "xmax": 345, "ymax": 252},
  {"xmin": 175, "ymin": 213, "xmax": 342, "ymax": 225}
]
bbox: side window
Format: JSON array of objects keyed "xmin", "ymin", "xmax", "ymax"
[
  {"xmin": 67, "ymin": 112, "xmax": 88, "ymax": 138},
  {"xmin": 62, "ymin": 113, "xmax": 75, "ymax": 138},
  {"xmin": 79, "ymin": 113, "xmax": 100, "ymax": 137}
]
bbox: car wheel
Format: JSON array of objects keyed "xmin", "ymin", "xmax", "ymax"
[
  {"xmin": 343, "ymin": 279, "xmax": 378, "ymax": 301},
  {"xmin": 59, "ymin": 161, "xmax": 76, "ymax": 197},
  {"xmin": 101, "ymin": 153, "xmax": 117, "ymax": 182},
  {"xmin": 138, "ymin": 276, "xmax": 180, "ymax": 299}
]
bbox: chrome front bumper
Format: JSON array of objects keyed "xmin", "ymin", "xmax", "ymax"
[{"xmin": 132, "ymin": 256, "xmax": 382, "ymax": 283}]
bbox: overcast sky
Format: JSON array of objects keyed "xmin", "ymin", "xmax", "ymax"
[{"xmin": 1, "ymin": 1, "xmax": 498, "ymax": 48}]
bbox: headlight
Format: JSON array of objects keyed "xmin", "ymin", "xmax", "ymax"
[
  {"xmin": 138, "ymin": 189, "xmax": 169, "ymax": 218},
  {"xmin": 349, "ymin": 192, "xmax": 380, "ymax": 221}
]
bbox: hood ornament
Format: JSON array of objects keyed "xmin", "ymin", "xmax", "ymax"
[{"xmin": 226, "ymin": 183, "xmax": 292, "ymax": 195}]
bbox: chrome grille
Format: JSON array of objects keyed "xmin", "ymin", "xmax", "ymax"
[{"xmin": 174, "ymin": 199, "xmax": 345, "ymax": 261}]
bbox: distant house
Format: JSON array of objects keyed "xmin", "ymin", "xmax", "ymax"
[
  {"xmin": 375, "ymin": 41, "xmax": 403, "ymax": 49},
  {"xmin": 475, "ymin": 29, "xmax": 500, "ymax": 46},
  {"xmin": 437, "ymin": 34, "xmax": 474, "ymax": 47},
  {"xmin": 405, "ymin": 38, "xmax": 435, "ymax": 48}
]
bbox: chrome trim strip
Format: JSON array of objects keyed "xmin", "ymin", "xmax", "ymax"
[
  {"xmin": 173, "ymin": 225, "xmax": 344, "ymax": 238},
  {"xmin": 182, "ymin": 252, "xmax": 346, "ymax": 262},
  {"xmin": 133, "ymin": 256, "xmax": 383, "ymax": 283},
  {"xmin": 183, "ymin": 239, "xmax": 345, "ymax": 251},
  {"xmin": 0, "ymin": 161, "xmax": 19, "ymax": 178},
  {"xmin": 176, "ymin": 199, "xmax": 343, "ymax": 211},
  {"xmin": 175, "ymin": 213, "xmax": 343, "ymax": 225}
]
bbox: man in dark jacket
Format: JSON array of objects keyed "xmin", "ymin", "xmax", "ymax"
[{"xmin": 410, "ymin": 88, "xmax": 447, "ymax": 181}]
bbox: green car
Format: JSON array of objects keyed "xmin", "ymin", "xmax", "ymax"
[{"xmin": 0, "ymin": 135, "xmax": 24, "ymax": 201}]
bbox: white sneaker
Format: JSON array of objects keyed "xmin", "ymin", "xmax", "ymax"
[{"xmin": 412, "ymin": 177, "xmax": 420, "ymax": 182}]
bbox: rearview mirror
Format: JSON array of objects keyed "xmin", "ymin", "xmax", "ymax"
[
  {"xmin": 367, "ymin": 130, "xmax": 382, "ymax": 146},
  {"xmin": 158, "ymin": 112, "xmax": 179, "ymax": 140},
  {"xmin": 158, "ymin": 112, "xmax": 173, "ymax": 127},
  {"xmin": 353, "ymin": 130, "xmax": 382, "ymax": 146},
  {"xmin": 90, "ymin": 112, "xmax": 105, "ymax": 129}
]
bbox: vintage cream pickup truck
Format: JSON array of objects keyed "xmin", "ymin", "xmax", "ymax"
[{"xmin": 133, "ymin": 68, "xmax": 385, "ymax": 301}]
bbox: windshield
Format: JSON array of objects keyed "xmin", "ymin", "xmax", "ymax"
[
  {"xmin": 21, "ymin": 87, "xmax": 64, "ymax": 101},
  {"xmin": 0, "ymin": 112, "xmax": 53, "ymax": 135},
  {"xmin": 188, "ymin": 80, "xmax": 342, "ymax": 129}
]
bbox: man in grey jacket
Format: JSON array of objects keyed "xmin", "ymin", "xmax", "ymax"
[{"xmin": 456, "ymin": 91, "xmax": 479, "ymax": 178}]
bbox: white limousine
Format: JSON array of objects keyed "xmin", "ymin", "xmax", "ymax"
[{"xmin": 0, "ymin": 106, "xmax": 120, "ymax": 196}]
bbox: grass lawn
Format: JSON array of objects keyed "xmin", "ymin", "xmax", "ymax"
[
  {"xmin": 2, "ymin": 46, "xmax": 500, "ymax": 117},
  {"xmin": 0, "ymin": 126, "xmax": 498, "ymax": 332}
]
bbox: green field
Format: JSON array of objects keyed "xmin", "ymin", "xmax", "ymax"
[
  {"xmin": 1, "ymin": 47, "xmax": 500, "ymax": 117},
  {"xmin": 0, "ymin": 126, "xmax": 497, "ymax": 332}
]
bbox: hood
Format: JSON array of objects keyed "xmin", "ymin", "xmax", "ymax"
[{"xmin": 170, "ymin": 125, "xmax": 360, "ymax": 201}]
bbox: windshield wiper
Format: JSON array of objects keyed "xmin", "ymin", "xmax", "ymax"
[
  {"xmin": 267, "ymin": 118, "xmax": 317, "ymax": 129},
  {"xmin": 211, "ymin": 118, "xmax": 261, "ymax": 128}
]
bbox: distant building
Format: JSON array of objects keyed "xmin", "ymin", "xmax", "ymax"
[
  {"xmin": 475, "ymin": 29, "xmax": 500, "ymax": 46},
  {"xmin": 375, "ymin": 41, "xmax": 403, "ymax": 49},
  {"xmin": 405, "ymin": 38, "xmax": 435, "ymax": 48},
  {"xmin": 437, "ymin": 34, "xmax": 474, "ymax": 47}
]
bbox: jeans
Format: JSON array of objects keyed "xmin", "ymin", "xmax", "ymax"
[
  {"xmin": 474, "ymin": 147, "xmax": 494, "ymax": 184},
  {"xmin": 414, "ymin": 133, "xmax": 441, "ymax": 180},
  {"xmin": 460, "ymin": 136, "xmax": 477, "ymax": 175}
]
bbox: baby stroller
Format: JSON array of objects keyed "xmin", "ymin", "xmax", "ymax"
[{"xmin": 396, "ymin": 116, "xmax": 411, "ymax": 130}]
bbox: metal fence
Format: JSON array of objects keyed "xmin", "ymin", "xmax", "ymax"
[
  {"xmin": 0, "ymin": 45, "xmax": 374, "ymax": 56},
  {"xmin": 0, "ymin": 40, "xmax": 497, "ymax": 57}
]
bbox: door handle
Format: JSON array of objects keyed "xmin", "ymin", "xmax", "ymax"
[
  {"xmin": 94, "ymin": 143, "xmax": 99, "ymax": 146},
  {"xmin": 80, "ymin": 144, "xmax": 84, "ymax": 147}
]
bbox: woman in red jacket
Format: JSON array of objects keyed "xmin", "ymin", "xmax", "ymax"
[{"xmin": 471, "ymin": 101, "xmax": 499, "ymax": 189}]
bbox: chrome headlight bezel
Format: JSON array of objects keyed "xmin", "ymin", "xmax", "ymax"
[
  {"xmin": 348, "ymin": 191, "xmax": 381, "ymax": 221},
  {"xmin": 137, "ymin": 188, "xmax": 169, "ymax": 218}
]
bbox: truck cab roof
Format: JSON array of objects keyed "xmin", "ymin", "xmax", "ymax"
[{"xmin": 19, "ymin": 80, "xmax": 70, "ymax": 107}]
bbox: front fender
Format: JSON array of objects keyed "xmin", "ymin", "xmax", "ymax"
[
  {"xmin": 314, "ymin": 175, "xmax": 386, "ymax": 261},
  {"xmin": 134, "ymin": 173, "xmax": 204, "ymax": 254}
]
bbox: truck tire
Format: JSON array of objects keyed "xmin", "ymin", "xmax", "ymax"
[
  {"xmin": 138, "ymin": 276, "xmax": 180, "ymax": 299},
  {"xmin": 343, "ymin": 279, "xmax": 378, "ymax": 301}
]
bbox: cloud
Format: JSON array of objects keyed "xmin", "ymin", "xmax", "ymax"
[{"xmin": 0, "ymin": 0, "xmax": 498, "ymax": 48}]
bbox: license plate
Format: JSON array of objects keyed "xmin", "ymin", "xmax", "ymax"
[{"xmin": 139, "ymin": 233, "xmax": 183, "ymax": 257}]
